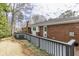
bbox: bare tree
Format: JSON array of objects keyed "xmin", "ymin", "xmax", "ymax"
[
  {"xmin": 59, "ymin": 10, "xmax": 76, "ymax": 18},
  {"xmin": 30, "ymin": 15, "xmax": 47, "ymax": 24},
  {"xmin": 9, "ymin": 3, "xmax": 33, "ymax": 36}
]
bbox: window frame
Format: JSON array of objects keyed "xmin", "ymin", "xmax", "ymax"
[
  {"xmin": 69, "ymin": 32, "xmax": 75, "ymax": 37},
  {"xmin": 33, "ymin": 27, "xmax": 36, "ymax": 31}
]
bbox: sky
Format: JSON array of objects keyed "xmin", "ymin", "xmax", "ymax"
[{"xmin": 31, "ymin": 3, "xmax": 79, "ymax": 19}]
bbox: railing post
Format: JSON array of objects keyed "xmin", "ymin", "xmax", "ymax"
[
  {"xmin": 16, "ymin": 34, "xmax": 19, "ymax": 39},
  {"xmin": 67, "ymin": 39, "xmax": 75, "ymax": 56},
  {"xmin": 24, "ymin": 34, "xmax": 26, "ymax": 39},
  {"xmin": 38, "ymin": 38, "xmax": 40, "ymax": 48},
  {"xmin": 26, "ymin": 34, "xmax": 27, "ymax": 39},
  {"xmin": 66, "ymin": 45, "xmax": 70, "ymax": 56},
  {"xmin": 29, "ymin": 35, "xmax": 31, "ymax": 42},
  {"xmin": 70, "ymin": 45, "xmax": 74, "ymax": 56}
]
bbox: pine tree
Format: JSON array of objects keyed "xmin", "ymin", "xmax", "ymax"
[{"xmin": 0, "ymin": 3, "xmax": 11, "ymax": 38}]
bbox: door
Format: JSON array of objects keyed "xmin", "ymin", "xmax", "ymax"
[{"xmin": 32, "ymin": 26, "xmax": 36, "ymax": 36}]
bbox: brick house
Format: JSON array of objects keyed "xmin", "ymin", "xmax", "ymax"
[{"xmin": 29, "ymin": 16, "xmax": 79, "ymax": 43}]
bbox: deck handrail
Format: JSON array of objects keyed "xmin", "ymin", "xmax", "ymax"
[{"xmin": 14, "ymin": 32, "xmax": 76, "ymax": 56}]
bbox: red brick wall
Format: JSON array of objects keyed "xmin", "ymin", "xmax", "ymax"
[{"xmin": 47, "ymin": 23, "xmax": 79, "ymax": 42}]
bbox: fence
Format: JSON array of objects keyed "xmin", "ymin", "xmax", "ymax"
[{"xmin": 14, "ymin": 33, "xmax": 75, "ymax": 56}]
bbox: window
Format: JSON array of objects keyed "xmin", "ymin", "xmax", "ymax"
[
  {"xmin": 45, "ymin": 27, "xmax": 47, "ymax": 31},
  {"xmin": 69, "ymin": 32, "xmax": 75, "ymax": 37},
  {"xmin": 44, "ymin": 26, "xmax": 47, "ymax": 31},
  {"xmin": 33, "ymin": 27, "xmax": 36, "ymax": 31}
]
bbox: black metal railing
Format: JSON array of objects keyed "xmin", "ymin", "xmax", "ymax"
[{"xmin": 14, "ymin": 33, "xmax": 75, "ymax": 56}]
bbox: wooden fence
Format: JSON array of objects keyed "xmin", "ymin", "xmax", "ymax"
[{"xmin": 14, "ymin": 33, "xmax": 75, "ymax": 56}]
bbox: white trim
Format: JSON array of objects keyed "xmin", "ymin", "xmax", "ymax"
[
  {"xmin": 43, "ymin": 25, "xmax": 47, "ymax": 37},
  {"xmin": 67, "ymin": 39, "xmax": 76, "ymax": 45}
]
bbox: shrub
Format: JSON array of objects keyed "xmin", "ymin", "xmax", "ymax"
[
  {"xmin": 0, "ymin": 15, "xmax": 11, "ymax": 38},
  {"xmin": 0, "ymin": 3, "xmax": 11, "ymax": 38}
]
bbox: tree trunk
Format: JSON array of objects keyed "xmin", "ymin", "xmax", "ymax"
[
  {"xmin": 11, "ymin": 3, "xmax": 16, "ymax": 36},
  {"xmin": 12, "ymin": 22, "xmax": 15, "ymax": 36},
  {"xmin": 11, "ymin": 13, "xmax": 14, "ymax": 36},
  {"xmin": 26, "ymin": 21, "xmax": 29, "ymax": 33}
]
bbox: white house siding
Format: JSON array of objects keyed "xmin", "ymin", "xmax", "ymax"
[{"xmin": 31, "ymin": 26, "xmax": 39, "ymax": 36}]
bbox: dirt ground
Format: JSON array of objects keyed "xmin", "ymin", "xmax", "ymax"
[
  {"xmin": 0, "ymin": 37, "xmax": 48, "ymax": 56},
  {"xmin": 0, "ymin": 40, "xmax": 24, "ymax": 56}
]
